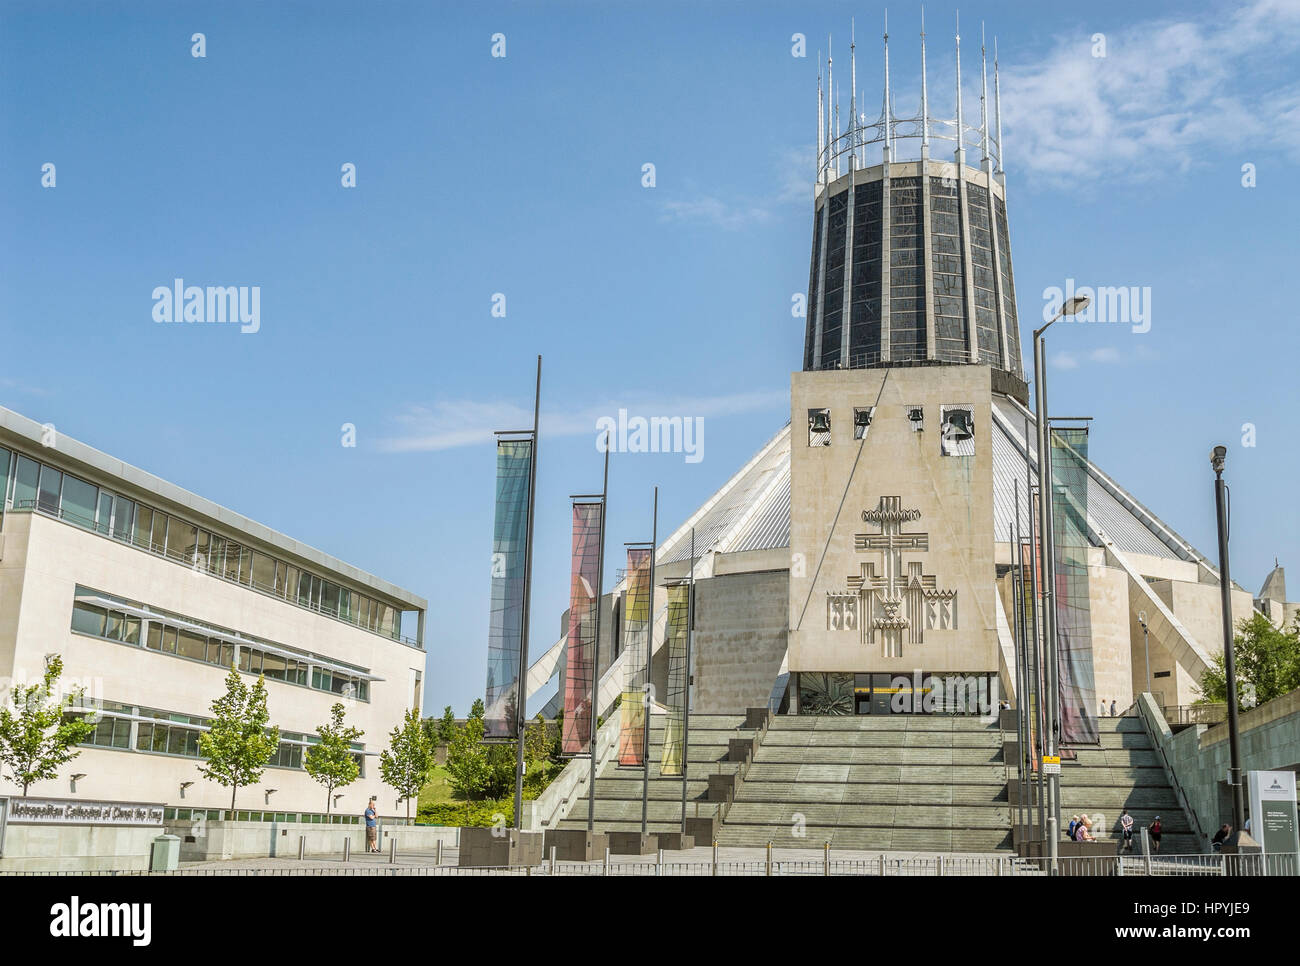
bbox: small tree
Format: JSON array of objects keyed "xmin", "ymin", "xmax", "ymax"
[
  {"xmin": 304, "ymin": 702, "xmax": 363, "ymax": 815},
  {"xmin": 198, "ymin": 667, "xmax": 279, "ymax": 813},
  {"xmin": 1198, "ymin": 614, "xmax": 1300, "ymax": 707},
  {"xmin": 0, "ymin": 655, "xmax": 96, "ymax": 796},
  {"xmin": 380, "ymin": 708, "xmax": 432, "ymax": 819},
  {"xmin": 469, "ymin": 697, "xmax": 485, "ymax": 721},
  {"xmin": 444, "ymin": 716, "xmax": 490, "ymax": 799},
  {"xmin": 436, "ymin": 705, "xmax": 458, "ymax": 745}
]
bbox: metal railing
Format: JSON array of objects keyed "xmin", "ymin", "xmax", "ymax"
[
  {"xmin": 1163, "ymin": 704, "xmax": 1228, "ymax": 728},
  {"xmin": 809, "ymin": 348, "xmax": 1030, "ymax": 384}
]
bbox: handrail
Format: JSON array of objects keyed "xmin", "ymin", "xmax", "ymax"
[{"xmin": 1134, "ymin": 694, "xmax": 1206, "ymax": 846}]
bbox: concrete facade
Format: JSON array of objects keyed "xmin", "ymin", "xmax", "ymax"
[
  {"xmin": 789, "ymin": 365, "xmax": 998, "ymax": 677},
  {"xmin": 692, "ymin": 570, "xmax": 788, "ymax": 713}
]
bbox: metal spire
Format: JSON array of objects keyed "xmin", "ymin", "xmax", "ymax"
[
  {"xmin": 817, "ymin": 55, "xmax": 825, "ymax": 183},
  {"xmin": 981, "ymin": 22, "xmax": 990, "ymax": 164},
  {"xmin": 954, "ymin": 11, "xmax": 964, "ymax": 161},
  {"xmin": 920, "ymin": 6, "xmax": 930, "ymax": 151},
  {"xmin": 994, "ymin": 37, "xmax": 1004, "ymax": 175},
  {"xmin": 834, "ymin": 82, "xmax": 841, "ymax": 178},
  {"xmin": 883, "ymin": 9, "xmax": 892, "ymax": 163},
  {"xmin": 827, "ymin": 37, "xmax": 835, "ymax": 178},
  {"xmin": 850, "ymin": 19, "xmax": 858, "ymax": 169}
]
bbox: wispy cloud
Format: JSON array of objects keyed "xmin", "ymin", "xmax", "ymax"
[
  {"xmin": 658, "ymin": 146, "xmax": 812, "ymax": 230},
  {"xmin": 1002, "ymin": 0, "xmax": 1300, "ymax": 183},
  {"xmin": 0, "ymin": 378, "xmax": 52, "ymax": 398},
  {"xmin": 378, "ymin": 389, "xmax": 787, "ymax": 453}
]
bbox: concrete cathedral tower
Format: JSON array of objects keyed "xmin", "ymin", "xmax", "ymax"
[{"xmin": 790, "ymin": 14, "xmax": 1019, "ymax": 713}]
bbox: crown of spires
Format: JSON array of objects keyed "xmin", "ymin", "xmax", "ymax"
[{"xmin": 817, "ymin": 10, "xmax": 1003, "ymax": 182}]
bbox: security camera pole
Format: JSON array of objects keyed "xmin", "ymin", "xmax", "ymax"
[{"xmin": 1032, "ymin": 293, "xmax": 1088, "ymax": 873}]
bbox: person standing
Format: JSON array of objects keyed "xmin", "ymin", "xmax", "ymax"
[
  {"xmin": 1110, "ymin": 699, "xmax": 1118, "ymax": 717},
  {"xmin": 1120, "ymin": 809, "xmax": 1134, "ymax": 852},
  {"xmin": 365, "ymin": 797, "xmax": 379, "ymax": 853}
]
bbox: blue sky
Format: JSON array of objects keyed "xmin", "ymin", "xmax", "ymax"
[{"xmin": 3, "ymin": 0, "xmax": 1297, "ymax": 716}]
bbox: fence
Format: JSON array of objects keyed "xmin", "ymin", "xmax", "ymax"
[{"xmin": 5, "ymin": 848, "xmax": 1296, "ymax": 877}]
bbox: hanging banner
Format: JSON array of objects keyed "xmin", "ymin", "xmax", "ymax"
[
  {"xmin": 1018, "ymin": 536, "xmax": 1041, "ymax": 771},
  {"xmin": 561, "ymin": 502, "xmax": 603, "ymax": 755},
  {"xmin": 483, "ymin": 439, "xmax": 533, "ymax": 742},
  {"xmin": 1050, "ymin": 426, "xmax": 1099, "ymax": 745},
  {"xmin": 660, "ymin": 583, "xmax": 690, "ymax": 777},
  {"xmin": 617, "ymin": 547, "xmax": 652, "ymax": 766}
]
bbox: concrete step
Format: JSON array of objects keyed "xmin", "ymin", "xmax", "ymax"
[
  {"xmin": 723, "ymin": 801, "xmax": 1011, "ymax": 830},
  {"xmin": 745, "ymin": 762, "xmax": 1007, "ymax": 784},
  {"xmin": 753, "ymin": 746, "xmax": 1002, "ymax": 766},
  {"xmin": 771, "ymin": 716, "xmax": 1000, "ymax": 733},
  {"xmin": 738, "ymin": 781, "xmax": 1007, "ymax": 806},
  {"xmin": 762, "ymin": 730, "xmax": 1001, "ymax": 749}
]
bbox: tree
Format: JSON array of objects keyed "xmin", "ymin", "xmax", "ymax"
[
  {"xmin": 444, "ymin": 716, "xmax": 490, "ymax": 798},
  {"xmin": 380, "ymin": 708, "xmax": 432, "ymax": 819},
  {"xmin": 436, "ymin": 705, "xmax": 458, "ymax": 745},
  {"xmin": 198, "ymin": 667, "xmax": 280, "ymax": 812},
  {"xmin": 469, "ymin": 697, "xmax": 485, "ymax": 721},
  {"xmin": 304, "ymin": 702, "xmax": 363, "ymax": 815},
  {"xmin": 0, "ymin": 655, "xmax": 96, "ymax": 796},
  {"xmin": 524, "ymin": 713, "xmax": 550, "ymax": 769},
  {"xmin": 1197, "ymin": 614, "xmax": 1300, "ymax": 707}
]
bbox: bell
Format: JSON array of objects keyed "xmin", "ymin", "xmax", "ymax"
[
  {"xmin": 944, "ymin": 410, "xmax": 973, "ymax": 440},
  {"xmin": 809, "ymin": 410, "xmax": 831, "ymax": 434},
  {"xmin": 854, "ymin": 409, "xmax": 872, "ymax": 428}
]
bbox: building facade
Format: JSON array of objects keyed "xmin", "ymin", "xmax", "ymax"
[{"xmin": 0, "ymin": 406, "xmax": 427, "ymax": 818}]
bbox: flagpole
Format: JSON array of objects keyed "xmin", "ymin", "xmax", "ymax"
[
  {"xmin": 587, "ymin": 435, "xmax": 610, "ymax": 832},
  {"xmin": 512, "ymin": 355, "xmax": 541, "ymax": 830},
  {"xmin": 641, "ymin": 486, "xmax": 658, "ymax": 838},
  {"xmin": 680, "ymin": 527, "xmax": 694, "ymax": 836}
]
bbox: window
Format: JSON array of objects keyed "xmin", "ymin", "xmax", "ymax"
[
  {"xmin": 940, "ymin": 406, "xmax": 975, "ymax": 457},
  {"xmin": 808, "ymin": 408, "xmax": 831, "ymax": 447},
  {"xmin": 412, "ymin": 669, "xmax": 422, "ymax": 711},
  {"xmin": 37, "ymin": 464, "xmax": 62, "ymax": 513},
  {"xmin": 208, "ymin": 534, "xmax": 226, "ymax": 575},
  {"xmin": 150, "ymin": 510, "xmax": 168, "ymax": 553},
  {"xmin": 321, "ymin": 581, "xmax": 341, "ymax": 618},
  {"xmin": 297, "ymin": 571, "xmax": 313, "ymax": 607},
  {"xmin": 133, "ymin": 505, "xmax": 154, "ymax": 549},
  {"xmin": 165, "ymin": 517, "xmax": 198, "ymax": 562},
  {"xmin": 60, "ymin": 475, "xmax": 98, "ymax": 527},
  {"xmin": 112, "ymin": 497, "xmax": 135, "ymax": 541},
  {"xmin": 13, "ymin": 455, "xmax": 39, "ymax": 507},
  {"xmin": 71, "ymin": 601, "xmax": 107, "ymax": 637},
  {"xmin": 250, "ymin": 552, "xmax": 275, "ymax": 593},
  {"xmin": 853, "ymin": 407, "xmax": 874, "ymax": 440},
  {"xmin": 177, "ymin": 629, "xmax": 207, "ymax": 661}
]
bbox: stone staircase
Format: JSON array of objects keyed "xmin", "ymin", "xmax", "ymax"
[
  {"xmin": 553, "ymin": 713, "xmax": 749, "ymax": 834},
  {"xmin": 1056, "ymin": 716, "xmax": 1199, "ymax": 853},
  {"xmin": 715, "ymin": 715, "xmax": 1012, "ymax": 852}
]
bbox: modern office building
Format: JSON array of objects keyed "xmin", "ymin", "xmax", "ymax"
[{"xmin": 0, "ymin": 405, "xmax": 427, "ymax": 817}]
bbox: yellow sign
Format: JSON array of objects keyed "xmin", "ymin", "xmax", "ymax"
[{"xmin": 1042, "ymin": 755, "xmax": 1060, "ymax": 765}]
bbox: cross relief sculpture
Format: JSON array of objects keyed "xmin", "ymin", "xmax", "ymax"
[{"xmin": 826, "ymin": 496, "xmax": 958, "ymax": 657}]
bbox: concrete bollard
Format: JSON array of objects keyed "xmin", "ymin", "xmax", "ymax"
[
  {"xmin": 824, "ymin": 841, "xmax": 830, "ymax": 876},
  {"xmin": 656, "ymin": 848, "xmax": 663, "ymax": 876},
  {"xmin": 879, "ymin": 853, "xmax": 886, "ymax": 877},
  {"xmin": 766, "ymin": 842, "xmax": 773, "ymax": 877},
  {"xmin": 712, "ymin": 841, "xmax": 719, "ymax": 876},
  {"xmin": 436, "ymin": 839, "xmax": 443, "ymax": 865},
  {"xmin": 550, "ymin": 845, "xmax": 557, "ymax": 872},
  {"xmin": 389, "ymin": 837, "xmax": 397, "ymax": 864},
  {"xmin": 604, "ymin": 847, "xmax": 611, "ymax": 876},
  {"xmin": 298, "ymin": 835, "xmax": 305, "ymax": 861},
  {"xmin": 343, "ymin": 836, "xmax": 351, "ymax": 862},
  {"xmin": 936, "ymin": 854, "xmax": 944, "ymax": 876}
]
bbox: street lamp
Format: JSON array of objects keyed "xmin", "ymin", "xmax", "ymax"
[
  {"xmin": 1137, "ymin": 610, "xmax": 1151, "ymax": 696},
  {"xmin": 1032, "ymin": 293, "xmax": 1089, "ymax": 874},
  {"xmin": 1210, "ymin": 445, "xmax": 1257, "ymax": 855}
]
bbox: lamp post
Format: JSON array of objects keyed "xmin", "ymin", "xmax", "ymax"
[
  {"xmin": 1138, "ymin": 610, "xmax": 1151, "ymax": 696},
  {"xmin": 1032, "ymin": 293, "xmax": 1089, "ymax": 874},
  {"xmin": 1211, "ymin": 445, "xmax": 1256, "ymax": 855}
]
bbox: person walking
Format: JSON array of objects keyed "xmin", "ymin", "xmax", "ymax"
[
  {"xmin": 365, "ymin": 797, "xmax": 379, "ymax": 853},
  {"xmin": 1148, "ymin": 815, "xmax": 1163, "ymax": 853},
  {"xmin": 1110, "ymin": 699, "xmax": 1118, "ymax": 717}
]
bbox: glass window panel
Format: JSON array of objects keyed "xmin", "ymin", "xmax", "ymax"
[
  {"xmin": 113, "ymin": 719, "xmax": 131, "ymax": 748},
  {"xmin": 177, "ymin": 629, "xmax": 207, "ymax": 661},
  {"xmin": 151, "ymin": 725, "xmax": 169, "ymax": 752},
  {"xmin": 60, "ymin": 474, "xmax": 97, "ymax": 527},
  {"xmin": 136, "ymin": 723, "xmax": 153, "ymax": 750},
  {"xmin": 297, "ymin": 571, "xmax": 313, "ymax": 607},
  {"xmin": 238, "ymin": 648, "xmax": 253, "ymax": 672},
  {"xmin": 133, "ymin": 505, "xmax": 154, "ymax": 548},
  {"xmin": 150, "ymin": 512, "xmax": 168, "ymax": 553},
  {"xmin": 381, "ymin": 605, "xmax": 397, "ymax": 639},
  {"xmin": 185, "ymin": 730, "xmax": 200, "ymax": 757},
  {"xmin": 250, "ymin": 552, "xmax": 275, "ymax": 593},
  {"xmin": 112, "ymin": 497, "xmax": 135, "ymax": 541},
  {"xmin": 345, "ymin": 591, "xmax": 360, "ymax": 623},
  {"xmin": 261, "ymin": 652, "xmax": 287, "ymax": 680},
  {"xmin": 166, "ymin": 517, "xmax": 197, "ymax": 563},
  {"xmin": 146, "ymin": 623, "xmax": 163, "ymax": 650},
  {"xmin": 124, "ymin": 616, "xmax": 142, "ymax": 645},
  {"xmin": 310, "ymin": 575, "xmax": 322, "ymax": 607},
  {"xmin": 37, "ymin": 465, "xmax": 62, "ymax": 513},
  {"xmin": 208, "ymin": 535, "xmax": 225, "ymax": 575},
  {"xmin": 194, "ymin": 530, "xmax": 210, "ymax": 568},
  {"xmin": 224, "ymin": 543, "xmax": 243, "ymax": 581},
  {"xmin": 278, "ymin": 563, "xmax": 298, "ymax": 599},
  {"xmin": 71, "ymin": 601, "xmax": 107, "ymax": 637},
  {"xmin": 321, "ymin": 581, "xmax": 341, "ymax": 618},
  {"xmin": 238, "ymin": 547, "xmax": 252, "ymax": 585},
  {"xmin": 167, "ymin": 727, "xmax": 187, "ymax": 755},
  {"xmin": 162, "ymin": 626, "xmax": 178, "ymax": 653},
  {"xmin": 95, "ymin": 491, "xmax": 114, "ymax": 534},
  {"xmin": 105, "ymin": 610, "xmax": 125, "ymax": 641},
  {"xmin": 0, "ymin": 447, "xmax": 8, "ymax": 499},
  {"xmin": 13, "ymin": 455, "xmax": 40, "ymax": 507}
]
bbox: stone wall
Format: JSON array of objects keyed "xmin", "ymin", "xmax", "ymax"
[
  {"xmin": 692, "ymin": 570, "xmax": 788, "ymax": 713},
  {"xmin": 0, "ymin": 823, "xmax": 162, "ymax": 873}
]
